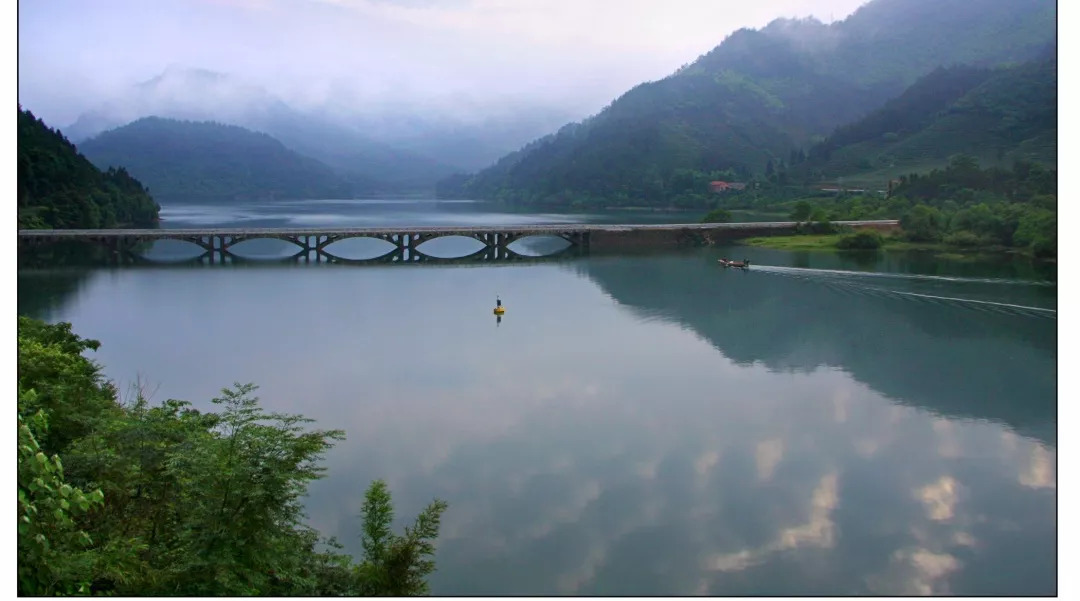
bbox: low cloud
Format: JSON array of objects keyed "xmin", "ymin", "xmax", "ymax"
[{"xmin": 19, "ymin": 0, "xmax": 868, "ymax": 128}]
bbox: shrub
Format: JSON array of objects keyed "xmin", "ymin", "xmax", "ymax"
[
  {"xmin": 836, "ymin": 230, "xmax": 884, "ymax": 250},
  {"xmin": 900, "ymin": 204, "xmax": 944, "ymax": 241},
  {"xmin": 700, "ymin": 208, "xmax": 732, "ymax": 223},
  {"xmin": 942, "ymin": 230, "xmax": 984, "ymax": 247},
  {"xmin": 1031, "ymin": 236, "xmax": 1056, "ymax": 258},
  {"xmin": 790, "ymin": 200, "xmax": 813, "ymax": 221}
]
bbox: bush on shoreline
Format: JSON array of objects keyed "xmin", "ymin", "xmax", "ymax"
[{"xmin": 17, "ymin": 316, "xmax": 446, "ymax": 596}]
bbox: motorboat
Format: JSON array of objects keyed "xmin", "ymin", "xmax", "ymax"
[{"xmin": 718, "ymin": 258, "xmax": 750, "ymax": 269}]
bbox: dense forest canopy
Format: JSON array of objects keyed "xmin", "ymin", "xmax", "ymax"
[
  {"xmin": 77, "ymin": 117, "xmax": 367, "ymax": 203},
  {"xmin": 18, "ymin": 107, "xmax": 160, "ymax": 229},
  {"xmin": 17, "ymin": 316, "xmax": 448, "ymax": 596},
  {"xmin": 795, "ymin": 57, "xmax": 1057, "ymax": 183},
  {"xmin": 438, "ymin": 0, "xmax": 1055, "ymax": 210}
]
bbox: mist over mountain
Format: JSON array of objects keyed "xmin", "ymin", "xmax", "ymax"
[
  {"xmin": 799, "ymin": 57, "xmax": 1057, "ymax": 182},
  {"xmin": 62, "ymin": 66, "xmax": 585, "ymax": 192},
  {"xmin": 442, "ymin": 0, "xmax": 1055, "ymax": 208}
]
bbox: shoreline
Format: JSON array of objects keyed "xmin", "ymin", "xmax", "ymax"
[{"xmin": 739, "ymin": 233, "xmax": 1054, "ymax": 261}]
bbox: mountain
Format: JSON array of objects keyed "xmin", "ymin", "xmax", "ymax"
[
  {"xmin": 64, "ymin": 68, "xmax": 451, "ymax": 192},
  {"xmin": 17, "ymin": 107, "xmax": 159, "ymax": 229},
  {"xmin": 77, "ymin": 118, "xmax": 365, "ymax": 202},
  {"xmin": 441, "ymin": 0, "xmax": 1056, "ymax": 208},
  {"xmin": 62, "ymin": 67, "xmax": 292, "ymax": 142},
  {"xmin": 251, "ymin": 111, "xmax": 459, "ymax": 192},
  {"xmin": 798, "ymin": 57, "xmax": 1056, "ymax": 186},
  {"xmin": 63, "ymin": 66, "xmax": 580, "ymax": 192}
]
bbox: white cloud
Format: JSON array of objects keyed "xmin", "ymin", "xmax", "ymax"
[
  {"xmin": 1019, "ymin": 444, "xmax": 1056, "ymax": 489},
  {"xmin": 695, "ymin": 449, "xmax": 722, "ymax": 476},
  {"xmin": 755, "ymin": 438, "xmax": 784, "ymax": 482},
  {"xmin": 915, "ymin": 475, "xmax": 960, "ymax": 522},
  {"xmin": 887, "ymin": 548, "xmax": 962, "ymax": 595},
  {"xmin": 704, "ymin": 471, "xmax": 839, "ymax": 572}
]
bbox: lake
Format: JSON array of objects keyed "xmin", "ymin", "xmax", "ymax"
[{"xmin": 17, "ymin": 199, "xmax": 1057, "ymax": 595}]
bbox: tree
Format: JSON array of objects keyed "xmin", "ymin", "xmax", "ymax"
[
  {"xmin": 18, "ymin": 108, "xmax": 159, "ymax": 229},
  {"xmin": 1013, "ymin": 208, "xmax": 1056, "ymax": 257},
  {"xmin": 17, "ymin": 409, "xmax": 106, "ymax": 596},
  {"xmin": 901, "ymin": 204, "xmax": 945, "ymax": 241},
  {"xmin": 790, "ymin": 200, "xmax": 814, "ymax": 221},
  {"xmin": 17, "ymin": 316, "xmax": 450, "ymax": 596},
  {"xmin": 701, "ymin": 208, "xmax": 733, "ymax": 223},
  {"xmin": 358, "ymin": 480, "xmax": 448, "ymax": 595}
]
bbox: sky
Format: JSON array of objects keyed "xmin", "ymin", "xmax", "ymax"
[{"xmin": 17, "ymin": 0, "xmax": 871, "ymax": 128}]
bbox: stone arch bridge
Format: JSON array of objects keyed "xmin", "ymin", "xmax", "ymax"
[{"xmin": 17, "ymin": 221, "xmax": 900, "ymax": 264}]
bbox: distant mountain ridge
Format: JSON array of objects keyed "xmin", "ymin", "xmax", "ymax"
[
  {"xmin": 63, "ymin": 66, "xmax": 579, "ymax": 192},
  {"xmin": 77, "ymin": 117, "xmax": 368, "ymax": 202},
  {"xmin": 441, "ymin": 0, "xmax": 1056, "ymax": 207}
]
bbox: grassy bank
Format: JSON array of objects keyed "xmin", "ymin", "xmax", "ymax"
[
  {"xmin": 741, "ymin": 234, "xmax": 850, "ymax": 250},
  {"xmin": 740, "ymin": 233, "xmax": 1046, "ymax": 259}
]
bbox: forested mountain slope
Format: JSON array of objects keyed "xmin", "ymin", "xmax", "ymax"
[
  {"xmin": 18, "ymin": 107, "xmax": 159, "ymax": 228},
  {"xmin": 795, "ymin": 57, "xmax": 1056, "ymax": 186},
  {"xmin": 440, "ymin": 0, "xmax": 1055, "ymax": 208},
  {"xmin": 78, "ymin": 118, "xmax": 364, "ymax": 202}
]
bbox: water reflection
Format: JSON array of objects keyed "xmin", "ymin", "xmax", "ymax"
[
  {"xmin": 15, "ymin": 247, "xmax": 1055, "ymax": 596},
  {"xmin": 574, "ymin": 251, "xmax": 1056, "ymax": 446}
]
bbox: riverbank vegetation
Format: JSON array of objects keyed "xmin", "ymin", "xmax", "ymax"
[
  {"xmin": 725, "ymin": 156, "xmax": 1056, "ymax": 257},
  {"xmin": 18, "ymin": 108, "xmax": 160, "ymax": 229},
  {"xmin": 17, "ymin": 316, "xmax": 446, "ymax": 596}
]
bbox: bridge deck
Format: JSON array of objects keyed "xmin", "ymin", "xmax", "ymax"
[{"xmin": 17, "ymin": 220, "xmax": 899, "ymax": 238}]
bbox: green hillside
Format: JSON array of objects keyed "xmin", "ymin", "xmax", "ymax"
[
  {"xmin": 18, "ymin": 107, "xmax": 159, "ymax": 229},
  {"xmin": 800, "ymin": 58, "xmax": 1056, "ymax": 188},
  {"xmin": 78, "ymin": 118, "xmax": 365, "ymax": 202},
  {"xmin": 439, "ymin": 0, "xmax": 1055, "ymax": 209}
]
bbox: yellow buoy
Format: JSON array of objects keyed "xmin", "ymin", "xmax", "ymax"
[{"xmin": 494, "ymin": 306, "xmax": 505, "ymax": 315}]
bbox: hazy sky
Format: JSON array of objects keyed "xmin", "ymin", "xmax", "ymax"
[{"xmin": 18, "ymin": 0, "xmax": 871, "ymax": 127}]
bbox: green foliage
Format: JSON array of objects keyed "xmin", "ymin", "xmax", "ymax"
[
  {"xmin": 901, "ymin": 204, "xmax": 945, "ymax": 242},
  {"xmin": 798, "ymin": 56, "xmax": 1056, "ymax": 185},
  {"xmin": 78, "ymin": 117, "xmax": 357, "ymax": 203},
  {"xmin": 950, "ymin": 203, "xmax": 1008, "ymax": 245},
  {"xmin": 17, "ymin": 316, "xmax": 448, "ymax": 596},
  {"xmin": 793, "ymin": 208, "xmax": 835, "ymax": 234},
  {"xmin": 358, "ymin": 480, "xmax": 448, "ymax": 595},
  {"xmin": 17, "ymin": 410, "xmax": 106, "ymax": 596},
  {"xmin": 942, "ymin": 230, "xmax": 985, "ymax": 248},
  {"xmin": 700, "ymin": 208, "xmax": 732, "ymax": 223},
  {"xmin": 836, "ymin": 230, "xmax": 884, "ymax": 250},
  {"xmin": 790, "ymin": 200, "xmax": 813, "ymax": 221},
  {"xmin": 1013, "ymin": 208, "xmax": 1056, "ymax": 257},
  {"xmin": 18, "ymin": 107, "xmax": 160, "ymax": 229},
  {"xmin": 17, "ymin": 317, "xmax": 118, "ymax": 455}
]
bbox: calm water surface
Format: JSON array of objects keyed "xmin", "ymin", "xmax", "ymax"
[{"xmin": 18, "ymin": 200, "xmax": 1057, "ymax": 595}]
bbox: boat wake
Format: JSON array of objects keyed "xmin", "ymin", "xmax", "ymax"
[
  {"xmin": 750, "ymin": 265, "xmax": 1057, "ymax": 319},
  {"xmin": 751, "ymin": 265, "xmax": 1056, "ymax": 287}
]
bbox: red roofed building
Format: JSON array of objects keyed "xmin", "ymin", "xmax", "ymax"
[{"xmin": 709, "ymin": 181, "xmax": 747, "ymax": 193}]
